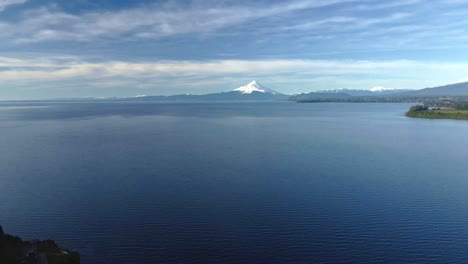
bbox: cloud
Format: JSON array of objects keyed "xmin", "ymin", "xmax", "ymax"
[
  {"xmin": 277, "ymin": 12, "xmax": 410, "ymax": 32},
  {"xmin": 1, "ymin": 56, "xmax": 468, "ymax": 92},
  {"xmin": 0, "ymin": 0, "xmax": 26, "ymax": 11},
  {"xmin": 0, "ymin": 57, "xmax": 416, "ymax": 81},
  {"xmin": 457, "ymin": 78, "xmax": 468, "ymax": 83},
  {"xmin": 354, "ymin": 0, "xmax": 422, "ymax": 11},
  {"xmin": 0, "ymin": 0, "xmax": 464, "ymax": 56},
  {"xmin": 0, "ymin": 0, "xmax": 357, "ymax": 43}
]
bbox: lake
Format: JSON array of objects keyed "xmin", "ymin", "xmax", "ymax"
[{"xmin": 1, "ymin": 101, "xmax": 468, "ymax": 263}]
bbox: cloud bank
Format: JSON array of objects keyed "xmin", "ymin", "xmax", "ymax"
[{"xmin": 1, "ymin": 56, "xmax": 468, "ymax": 98}]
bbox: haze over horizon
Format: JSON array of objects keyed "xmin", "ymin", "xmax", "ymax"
[{"xmin": 2, "ymin": 0, "xmax": 468, "ymax": 99}]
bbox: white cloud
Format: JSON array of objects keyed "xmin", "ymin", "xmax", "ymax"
[
  {"xmin": 354, "ymin": 0, "xmax": 422, "ymax": 11},
  {"xmin": 0, "ymin": 0, "xmax": 357, "ymax": 43},
  {"xmin": 1, "ymin": 57, "xmax": 468, "ymax": 93},
  {"xmin": 0, "ymin": 0, "xmax": 463, "ymax": 55},
  {"xmin": 0, "ymin": 57, "xmax": 417, "ymax": 81},
  {"xmin": 0, "ymin": 0, "xmax": 26, "ymax": 12},
  {"xmin": 277, "ymin": 12, "xmax": 410, "ymax": 32},
  {"xmin": 457, "ymin": 77, "xmax": 468, "ymax": 83}
]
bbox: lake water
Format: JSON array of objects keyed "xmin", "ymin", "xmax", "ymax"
[{"xmin": 1, "ymin": 101, "xmax": 468, "ymax": 263}]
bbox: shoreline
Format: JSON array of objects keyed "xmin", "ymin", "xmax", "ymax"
[
  {"xmin": 0, "ymin": 225, "xmax": 79, "ymax": 264},
  {"xmin": 405, "ymin": 106, "xmax": 468, "ymax": 120}
]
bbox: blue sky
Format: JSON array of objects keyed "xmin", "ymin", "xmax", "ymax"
[{"xmin": 1, "ymin": 0, "xmax": 468, "ymax": 99}]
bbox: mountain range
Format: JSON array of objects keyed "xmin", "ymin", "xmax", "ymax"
[
  {"xmin": 123, "ymin": 80, "xmax": 288, "ymax": 101},
  {"xmin": 290, "ymin": 82, "xmax": 468, "ymax": 102},
  {"xmin": 386, "ymin": 81, "xmax": 468, "ymax": 98},
  {"xmin": 316, "ymin": 88, "xmax": 411, "ymax": 96},
  {"xmin": 67, "ymin": 80, "xmax": 468, "ymax": 102}
]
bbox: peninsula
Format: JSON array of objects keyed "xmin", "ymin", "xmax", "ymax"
[{"xmin": 406, "ymin": 105, "xmax": 468, "ymax": 120}]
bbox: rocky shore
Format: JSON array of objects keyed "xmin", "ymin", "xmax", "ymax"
[{"xmin": 0, "ymin": 225, "xmax": 79, "ymax": 264}]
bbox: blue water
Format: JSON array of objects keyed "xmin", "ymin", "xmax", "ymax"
[{"xmin": 1, "ymin": 102, "xmax": 468, "ymax": 263}]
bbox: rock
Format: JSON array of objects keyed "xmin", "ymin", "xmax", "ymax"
[{"xmin": 0, "ymin": 226, "xmax": 79, "ymax": 264}]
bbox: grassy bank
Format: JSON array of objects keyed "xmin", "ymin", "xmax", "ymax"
[{"xmin": 406, "ymin": 105, "xmax": 468, "ymax": 120}]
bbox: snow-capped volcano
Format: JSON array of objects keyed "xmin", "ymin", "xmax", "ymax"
[{"xmin": 233, "ymin": 80, "xmax": 279, "ymax": 94}]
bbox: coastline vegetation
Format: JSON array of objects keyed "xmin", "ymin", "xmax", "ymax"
[{"xmin": 406, "ymin": 104, "xmax": 468, "ymax": 120}]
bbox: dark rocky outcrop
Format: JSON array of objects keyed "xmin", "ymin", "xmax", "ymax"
[{"xmin": 0, "ymin": 225, "xmax": 79, "ymax": 264}]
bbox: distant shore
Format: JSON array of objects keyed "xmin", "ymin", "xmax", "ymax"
[{"xmin": 406, "ymin": 105, "xmax": 468, "ymax": 120}]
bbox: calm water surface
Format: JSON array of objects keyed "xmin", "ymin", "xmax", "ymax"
[{"xmin": 1, "ymin": 102, "xmax": 468, "ymax": 263}]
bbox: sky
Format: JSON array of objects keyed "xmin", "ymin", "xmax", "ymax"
[{"xmin": 1, "ymin": 0, "xmax": 468, "ymax": 99}]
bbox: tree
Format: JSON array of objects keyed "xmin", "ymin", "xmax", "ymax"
[{"xmin": 408, "ymin": 105, "xmax": 428, "ymax": 112}]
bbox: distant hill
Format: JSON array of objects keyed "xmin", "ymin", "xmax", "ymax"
[
  {"xmin": 290, "ymin": 82, "xmax": 468, "ymax": 102},
  {"xmin": 317, "ymin": 88, "xmax": 411, "ymax": 96},
  {"xmin": 387, "ymin": 81, "xmax": 468, "ymax": 98},
  {"xmin": 289, "ymin": 92, "xmax": 352, "ymax": 102},
  {"xmin": 289, "ymin": 87, "xmax": 411, "ymax": 102},
  {"xmin": 133, "ymin": 91, "xmax": 287, "ymax": 101}
]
